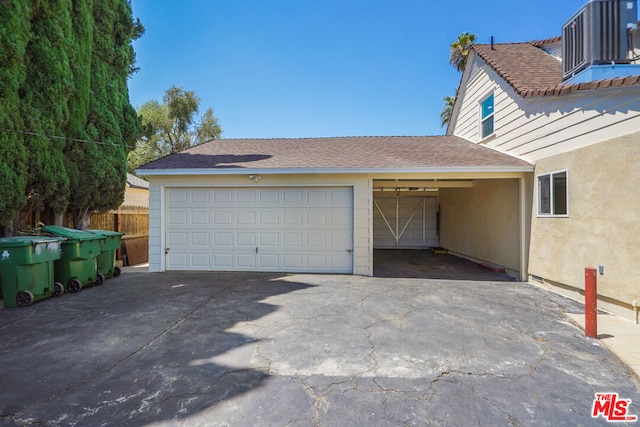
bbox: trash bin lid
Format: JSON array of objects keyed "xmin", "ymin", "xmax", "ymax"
[
  {"xmin": 87, "ymin": 229, "xmax": 126, "ymax": 237},
  {"xmin": 41, "ymin": 226, "xmax": 102, "ymax": 242},
  {"xmin": 0, "ymin": 236, "xmax": 64, "ymax": 248}
]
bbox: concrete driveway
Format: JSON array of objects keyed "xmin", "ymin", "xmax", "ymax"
[{"xmin": 0, "ymin": 270, "xmax": 639, "ymax": 426}]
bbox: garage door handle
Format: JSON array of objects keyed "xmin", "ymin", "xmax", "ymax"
[
  {"xmin": 346, "ymin": 249, "xmax": 353, "ymax": 253},
  {"xmin": 256, "ymin": 247, "xmax": 259, "ymax": 254},
  {"xmin": 165, "ymin": 248, "xmax": 170, "ymax": 254}
]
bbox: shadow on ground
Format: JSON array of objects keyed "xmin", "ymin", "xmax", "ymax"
[
  {"xmin": 374, "ymin": 249, "xmax": 516, "ymax": 281},
  {"xmin": 0, "ymin": 271, "xmax": 314, "ymax": 425}
]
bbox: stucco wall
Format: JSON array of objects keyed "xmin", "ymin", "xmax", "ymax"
[
  {"xmin": 123, "ymin": 186, "xmax": 149, "ymax": 209},
  {"xmin": 147, "ymin": 174, "xmax": 372, "ymax": 275},
  {"xmin": 529, "ymin": 132, "xmax": 640, "ymax": 310},
  {"xmin": 439, "ymin": 179, "xmax": 521, "ymax": 275}
]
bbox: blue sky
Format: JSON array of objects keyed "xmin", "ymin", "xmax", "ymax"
[{"xmin": 128, "ymin": 0, "xmax": 590, "ymax": 139}]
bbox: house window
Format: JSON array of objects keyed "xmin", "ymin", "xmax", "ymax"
[
  {"xmin": 538, "ymin": 171, "xmax": 568, "ymax": 216},
  {"xmin": 480, "ymin": 93, "xmax": 494, "ymax": 139}
]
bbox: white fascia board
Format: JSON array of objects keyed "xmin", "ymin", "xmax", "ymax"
[{"xmin": 137, "ymin": 165, "xmax": 534, "ymax": 176}]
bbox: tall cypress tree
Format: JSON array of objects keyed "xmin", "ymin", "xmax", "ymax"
[
  {"xmin": 20, "ymin": 0, "xmax": 72, "ymax": 226},
  {"xmin": 67, "ymin": 0, "xmax": 142, "ymax": 228},
  {"xmin": 0, "ymin": 0, "xmax": 29, "ymax": 233}
]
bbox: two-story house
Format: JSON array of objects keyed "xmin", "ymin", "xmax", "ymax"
[{"xmin": 447, "ymin": 0, "xmax": 640, "ymax": 320}]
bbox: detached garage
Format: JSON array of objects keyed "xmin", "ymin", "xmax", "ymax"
[{"xmin": 137, "ymin": 136, "xmax": 533, "ymax": 278}]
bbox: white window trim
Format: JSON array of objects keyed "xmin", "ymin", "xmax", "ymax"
[
  {"xmin": 536, "ymin": 169, "xmax": 569, "ymax": 218},
  {"xmin": 479, "ymin": 91, "xmax": 495, "ymax": 141}
]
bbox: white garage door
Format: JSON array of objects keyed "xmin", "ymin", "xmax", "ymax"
[
  {"xmin": 165, "ymin": 187, "xmax": 353, "ymax": 273},
  {"xmin": 373, "ymin": 196, "xmax": 437, "ymax": 248}
]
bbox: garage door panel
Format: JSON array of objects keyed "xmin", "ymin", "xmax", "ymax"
[
  {"xmin": 213, "ymin": 254, "xmax": 232, "ymax": 268},
  {"xmin": 236, "ymin": 232, "xmax": 256, "ymax": 247},
  {"xmin": 308, "ymin": 233, "xmax": 327, "ymax": 247},
  {"xmin": 213, "ymin": 190, "xmax": 232, "ymax": 205},
  {"xmin": 237, "ymin": 211, "xmax": 256, "ymax": 225},
  {"xmin": 191, "ymin": 253, "xmax": 210, "ymax": 267},
  {"xmin": 165, "ymin": 187, "xmax": 353, "ymax": 272},
  {"xmin": 330, "ymin": 189, "xmax": 352, "ymax": 206},
  {"xmin": 283, "ymin": 254, "xmax": 303, "ymax": 269},
  {"xmin": 191, "ymin": 233, "xmax": 210, "ymax": 246},
  {"xmin": 191, "ymin": 189, "xmax": 211, "ymax": 205},
  {"xmin": 283, "ymin": 211, "xmax": 303, "ymax": 225},
  {"xmin": 191, "ymin": 211, "xmax": 210, "ymax": 225},
  {"xmin": 237, "ymin": 190, "xmax": 257, "ymax": 204},
  {"xmin": 236, "ymin": 254, "xmax": 256, "ymax": 268},
  {"xmin": 167, "ymin": 189, "xmax": 188, "ymax": 206},
  {"xmin": 259, "ymin": 189, "xmax": 279, "ymax": 204},
  {"xmin": 283, "ymin": 232, "xmax": 303, "ymax": 247},
  {"xmin": 167, "ymin": 211, "xmax": 188, "ymax": 226},
  {"xmin": 259, "ymin": 211, "xmax": 279, "ymax": 225},
  {"xmin": 167, "ymin": 232, "xmax": 187, "ymax": 246},
  {"xmin": 167, "ymin": 253, "xmax": 188, "ymax": 269}
]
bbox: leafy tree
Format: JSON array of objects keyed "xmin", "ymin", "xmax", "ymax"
[
  {"xmin": 0, "ymin": 0, "xmax": 142, "ymax": 235},
  {"xmin": 128, "ymin": 86, "xmax": 222, "ymax": 173},
  {"xmin": 441, "ymin": 32, "xmax": 477, "ymax": 127},
  {"xmin": 440, "ymin": 95, "xmax": 456, "ymax": 127},
  {"xmin": 449, "ymin": 32, "xmax": 477, "ymax": 73},
  {"xmin": 0, "ymin": 0, "xmax": 30, "ymax": 234}
]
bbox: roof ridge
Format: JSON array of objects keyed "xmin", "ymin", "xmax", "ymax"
[
  {"xmin": 530, "ymin": 36, "xmax": 562, "ymax": 47},
  {"xmin": 209, "ymin": 135, "xmax": 439, "ymax": 141}
]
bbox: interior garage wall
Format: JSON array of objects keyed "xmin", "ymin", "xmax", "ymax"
[
  {"xmin": 439, "ymin": 179, "xmax": 520, "ymax": 274},
  {"xmin": 147, "ymin": 174, "xmax": 372, "ymax": 275},
  {"xmin": 528, "ymin": 132, "xmax": 640, "ymax": 316}
]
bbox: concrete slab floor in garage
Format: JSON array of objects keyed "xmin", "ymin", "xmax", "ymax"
[
  {"xmin": 0, "ymin": 270, "xmax": 639, "ymax": 425},
  {"xmin": 373, "ymin": 249, "xmax": 517, "ymax": 281}
]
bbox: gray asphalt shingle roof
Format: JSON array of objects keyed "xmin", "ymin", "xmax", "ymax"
[{"xmin": 137, "ymin": 136, "xmax": 532, "ymax": 172}]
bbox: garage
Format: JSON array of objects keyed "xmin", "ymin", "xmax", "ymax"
[
  {"xmin": 164, "ymin": 186, "xmax": 354, "ymax": 273},
  {"xmin": 138, "ymin": 136, "xmax": 533, "ymax": 277}
]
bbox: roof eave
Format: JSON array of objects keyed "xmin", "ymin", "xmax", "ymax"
[{"xmin": 136, "ymin": 166, "xmax": 534, "ymax": 176}]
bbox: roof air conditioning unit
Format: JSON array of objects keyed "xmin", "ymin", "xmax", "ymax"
[{"xmin": 562, "ymin": 0, "xmax": 637, "ymax": 80}]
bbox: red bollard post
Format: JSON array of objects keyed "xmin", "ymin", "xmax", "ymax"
[{"xmin": 585, "ymin": 267, "xmax": 598, "ymax": 338}]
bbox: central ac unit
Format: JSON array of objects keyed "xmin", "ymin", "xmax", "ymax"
[{"xmin": 562, "ymin": 0, "xmax": 637, "ymax": 80}]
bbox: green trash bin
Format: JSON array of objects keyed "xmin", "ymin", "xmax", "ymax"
[
  {"xmin": 42, "ymin": 226, "xmax": 104, "ymax": 293},
  {"xmin": 86, "ymin": 230, "xmax": 125, "ymax": 279},
  {"xmin": 0, "ymin": 236, "xmax": 65, "ymax": 307}
]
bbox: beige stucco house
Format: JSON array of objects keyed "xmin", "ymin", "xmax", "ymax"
[
  {"xmin": 139, "ymin": 0, "xmax": 640, "ymax": 321},
  {"xmin": 446, "ymin": 0, "xmax": 640, "ymax": 320}
]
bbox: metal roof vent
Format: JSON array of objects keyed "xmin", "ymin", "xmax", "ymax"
[{"xmin": 562, "ymin": 0, "xmax": 637, "ymax": 80}]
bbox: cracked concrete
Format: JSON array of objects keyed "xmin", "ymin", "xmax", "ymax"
[{"xmin": 0, "ymin": 269, "xmax": 639, "ymax": 426}]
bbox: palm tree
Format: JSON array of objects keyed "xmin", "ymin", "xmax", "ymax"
[
  {"xmin": 440, "ymin": 95, "xmax": 456, "ymax": 127},
  {"xmin": 449, "ymin": 32, "xmax": 477, "ymax": 72}
]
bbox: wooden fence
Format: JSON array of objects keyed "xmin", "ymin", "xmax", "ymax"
[
  {"xmin": 90, "ymin": 209, "xmax": 149, "ymax": 265},
  {"xmin": 90, "ymin": 210, "xmax": 149, "ymax": 238}
]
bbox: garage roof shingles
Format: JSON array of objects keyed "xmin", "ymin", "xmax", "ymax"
[{"xmin": 139, "ymin": 136, "xmax": 532, "ymax": 171}]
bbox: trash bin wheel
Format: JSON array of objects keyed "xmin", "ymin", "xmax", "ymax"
[
  {"xmin": 53, "ymin": 282, "xmax": 65, "ymax": 297},
  {"xmin": 95, "ymin": 272, "xmax": 105, "ymax": 286},
  {"xmin": 68, "ymin": 278, "xmax": 82, "ymax": 293},
  {"xmin": 113, "ymin": 266, "xmax": 121, "ymax": 278},
  {"xmin": 16, "ymin": 290, "xmax": 34, "ymax": 307}
]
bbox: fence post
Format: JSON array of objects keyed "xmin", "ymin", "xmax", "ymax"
[{"xmin": 585, "ymin": 267, "xmax": 597, "ymax": 338}]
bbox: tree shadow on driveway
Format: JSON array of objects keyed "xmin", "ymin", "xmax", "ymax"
[{"xmin": 0, "ymin": 271, "xmax": 314, "ymax": 425}]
